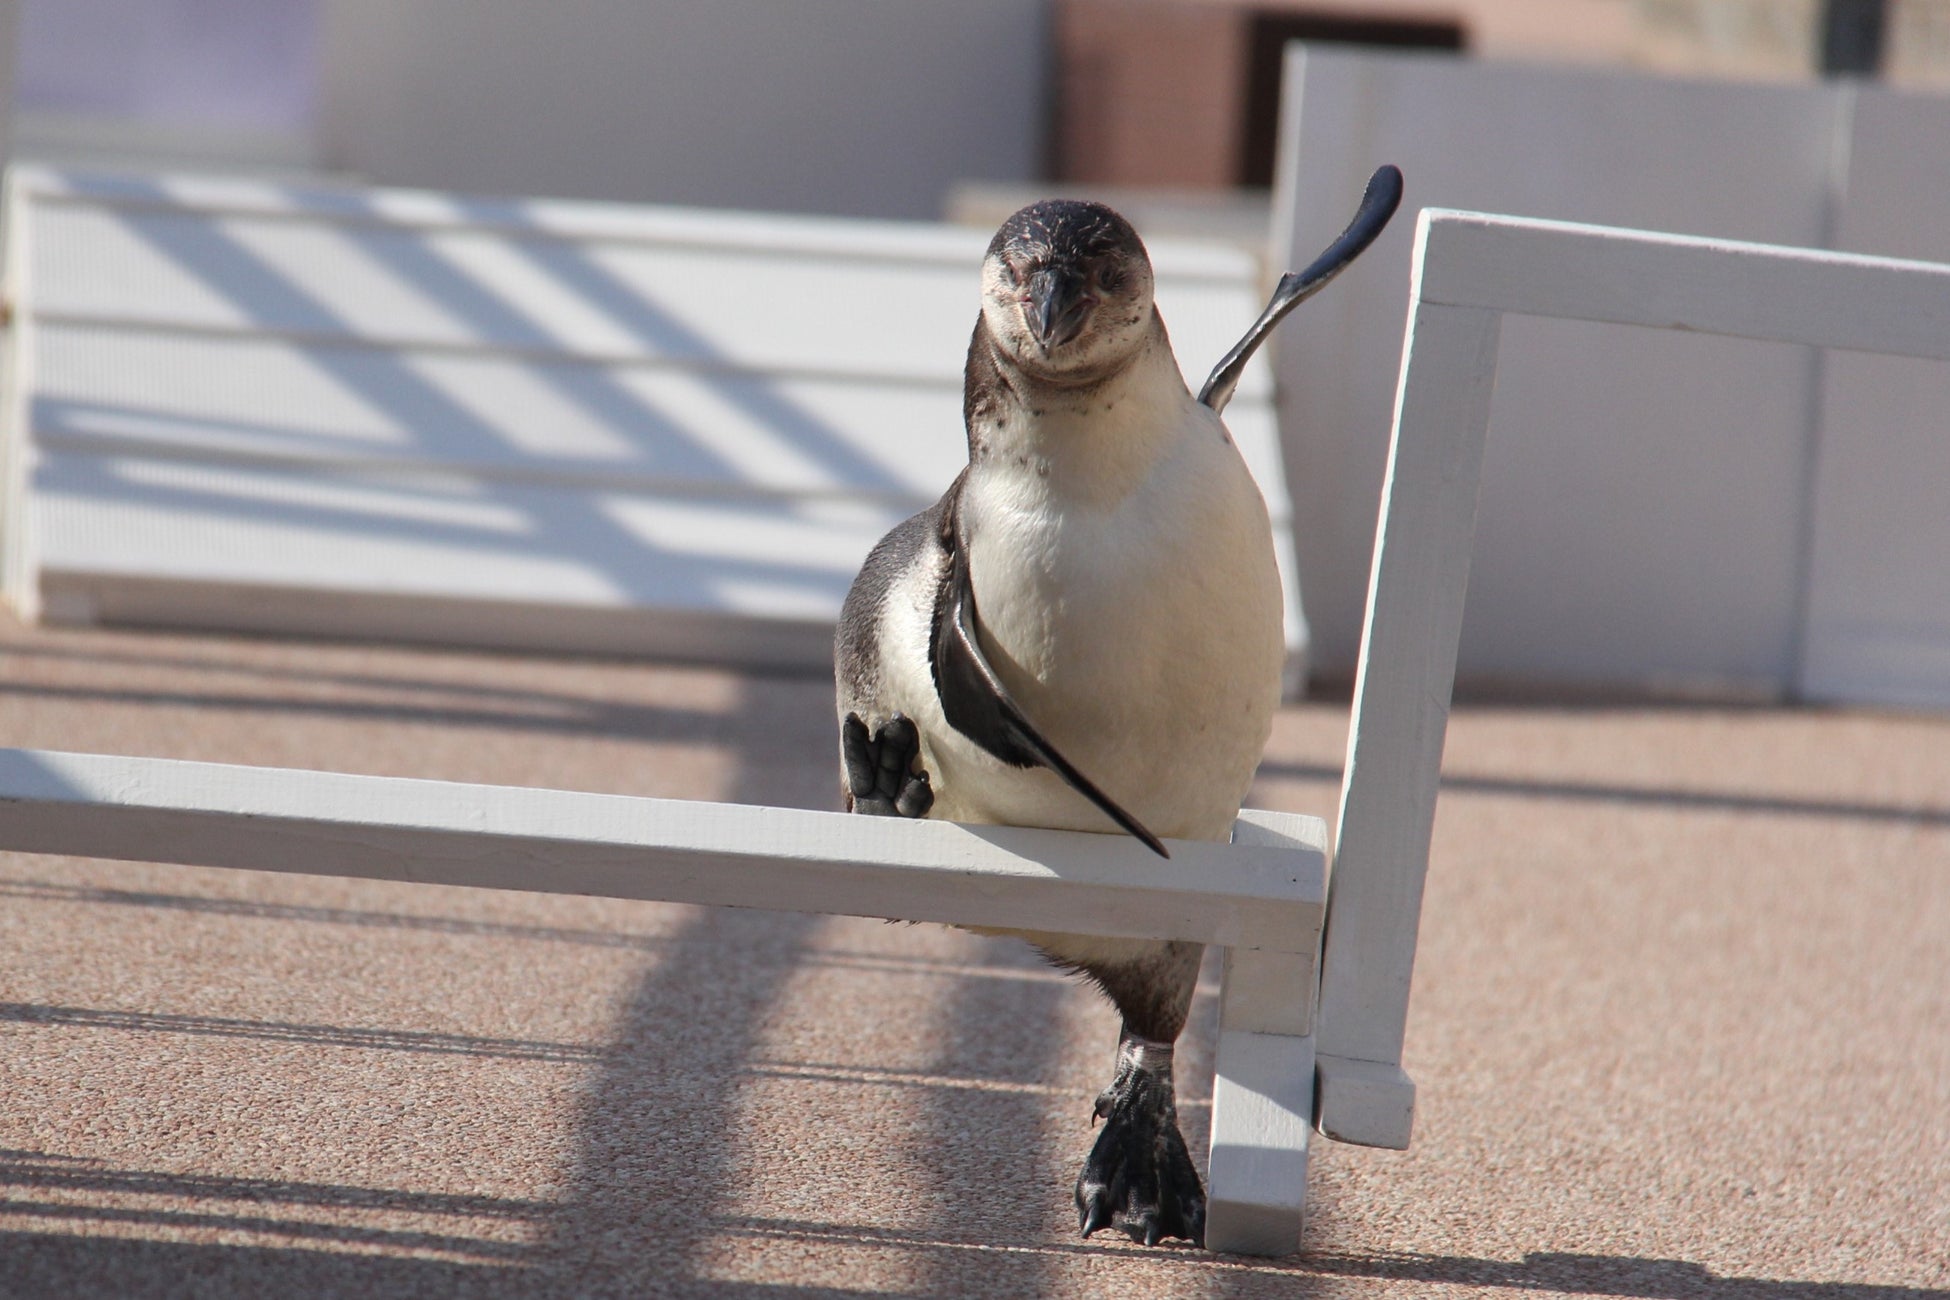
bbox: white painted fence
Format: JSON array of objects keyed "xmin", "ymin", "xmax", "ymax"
[
  {"xmin": 0, "ymin": 165, "xmax": 1309, "ymax": 689},
  {"xmin": 1275, "ymin": 49, "xmax": 1950, "ymax": 709},
  {"xmin": 1798, "ymin": 86, "xmax": 1950, "ymax": 708},
  {"xmin": 1304, "ymin": 207, "xmax": 1950, "ymax": 1167}
]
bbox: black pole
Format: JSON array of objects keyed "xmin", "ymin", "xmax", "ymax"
[{"xmin": 1820, "ymin": 0, "xmax": 1888, "ymax": 76}]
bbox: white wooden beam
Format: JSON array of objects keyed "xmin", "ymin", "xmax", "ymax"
[
  {"xmin": 0, "ymin": 749, "xmax": 1332, "ymax": 1255},
  {"xmin": 1417, "ymin": 210, "xmax": 1950, "ymax": 361},
  {"xmin": 0, "ymin": 749, "xmax": 1325, "ymax": 955}
]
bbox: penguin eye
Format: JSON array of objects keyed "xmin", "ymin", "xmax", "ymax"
[{"xmin": 1098, "ymin": 266, "xmax": 1127, "ymax": 293}]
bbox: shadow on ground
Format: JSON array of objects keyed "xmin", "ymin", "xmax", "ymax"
[{"xmin": 7, "ymin": 1225, "xmax": 1944, "ymax": 1300}]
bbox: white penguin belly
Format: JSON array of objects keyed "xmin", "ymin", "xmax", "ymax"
[{"xmin": 937, "ymin": 423, "xmax": 1286, "ymax": 844}]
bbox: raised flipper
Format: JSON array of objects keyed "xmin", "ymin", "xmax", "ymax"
[{"xmin": 1199, "ymin": 164, "xmax": 1404, "ymax": 414}]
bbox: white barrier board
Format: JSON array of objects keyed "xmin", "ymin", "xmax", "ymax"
[{"xmin": 1, "ymin": 168, "xmax": 1307, "ymax": 680}]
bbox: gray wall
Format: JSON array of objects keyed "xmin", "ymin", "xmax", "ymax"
[
  {"xmin": 317, "ymin": 0, "xmax": 1049, "ymax": 219},
  {"xmin": 1275, "ymin": 48, "xmax": 1841, "ymax": 699},
  {"xmin": 19, "ymin": 0, "xmax": 317, "ymax": 130},
  {"xmin": 12, "ymin": 0, "xmax": 315, "ymax": 169},
  {"xmin": 1798, "ymin": 85, "xmax": 1950, "ymax": 708},
  {"xmin": 1275, "ymin": 47, "xmax": 1950, "ymax": 708}
]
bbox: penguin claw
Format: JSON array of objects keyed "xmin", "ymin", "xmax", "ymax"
[
  {"xmin": 842, "ymin": 712, "xmax": 935, "ymax": 818},
  {"xmin": 1078, "ymin": 1191, "xmax": 1113, "ymax": 1238},
  {"xmin": 1072, "ymin": 1065, "xmax": 1205, "ymax": 1248}
]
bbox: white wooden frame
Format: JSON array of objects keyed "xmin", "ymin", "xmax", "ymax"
[
  {"xmin": 1309, "ymin": 208, "xmax": 1950, "ymax": 1158},
  {"xmin": 1276, "ymin": 51, "xmax": 1950, "ymax": 710}
]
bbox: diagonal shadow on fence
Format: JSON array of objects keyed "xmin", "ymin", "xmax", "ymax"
[{"xmin": 91, "ymin": 177, "xmax": 880, "ymax": 619}]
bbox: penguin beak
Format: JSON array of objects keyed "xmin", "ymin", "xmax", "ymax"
[{"xmin": 1025, "ymin": 268, "xmax": 1093, "ymax": 352}]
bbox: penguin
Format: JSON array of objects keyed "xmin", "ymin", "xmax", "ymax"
[{"xmin": 834, "ymin": 167, "xmax": 1402, "ymax": 1248}]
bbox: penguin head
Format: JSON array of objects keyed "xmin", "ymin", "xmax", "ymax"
[{"xmin": 980, "ymin": 200, "xmax": 1155, "ymax": 383}]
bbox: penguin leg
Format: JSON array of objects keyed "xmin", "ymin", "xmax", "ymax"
[
  {"xmin": 1071, "ymin": 940, "xmax": 1206, "ymax": 1248},
  {"xmin": 842, "ymin": 712, "xmax": 935, "ymax": 818}
]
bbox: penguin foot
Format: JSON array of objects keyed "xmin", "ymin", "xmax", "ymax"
[
  {"xmin": 842, "ymin": 712, "xmax": 934, "ymax": 818},
  {"xmin": 1075, "ymin": 1041, "xmax": 1205, "ymax": 1248}
]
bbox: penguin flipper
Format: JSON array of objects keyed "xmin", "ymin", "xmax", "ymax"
[
  {"xmin": 930, "ymin": 494, "xmax": 1169, "ymax": 858},
  {"xmin": 1199, "ymin": 163, "xmax": 1404, "ymax": 414}
]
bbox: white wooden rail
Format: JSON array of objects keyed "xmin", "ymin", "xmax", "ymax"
[
  {"xmin": 1311, "ymin": 208, "xmax": 1950, "ymax": 1154},
  {"xmin": 0, "ymin": 747, "xmax": 1328, "ymax": 1256},
  {"xmin": 0, "ymin": 750, "xmax": 1322, "ymax": 950}
]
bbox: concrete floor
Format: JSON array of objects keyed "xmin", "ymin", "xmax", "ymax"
[{"xmin": 1, "ymin": 612, "xmax": 1945, "ymax": 1298}]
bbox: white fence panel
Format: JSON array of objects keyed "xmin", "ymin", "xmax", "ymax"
[{"xmin": 2, "ymin": 168, "xmax": 1308, "ymax": 680}]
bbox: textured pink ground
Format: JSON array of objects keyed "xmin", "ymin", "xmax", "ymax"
[{"xmin": 1, "ymin": 613, "xmax": 1945, "ymax": 1298}]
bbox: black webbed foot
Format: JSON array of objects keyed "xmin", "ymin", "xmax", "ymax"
[
  {"xmin": 842, "ymin": 712, "xmax": 934, "ymax": 818},
  {"xmin": 1075, "ymin": 1035, "xmax": 1204, "ymax": 1247}
]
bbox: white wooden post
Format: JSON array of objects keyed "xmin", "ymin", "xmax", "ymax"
[
  {"xmin": 1316, "ymin": 278, "xmax": 1501, "ymax": 1149},
  {"xmin": 1205, "ymin": 809, "xmax": 1329, "ymax": 1255}
]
